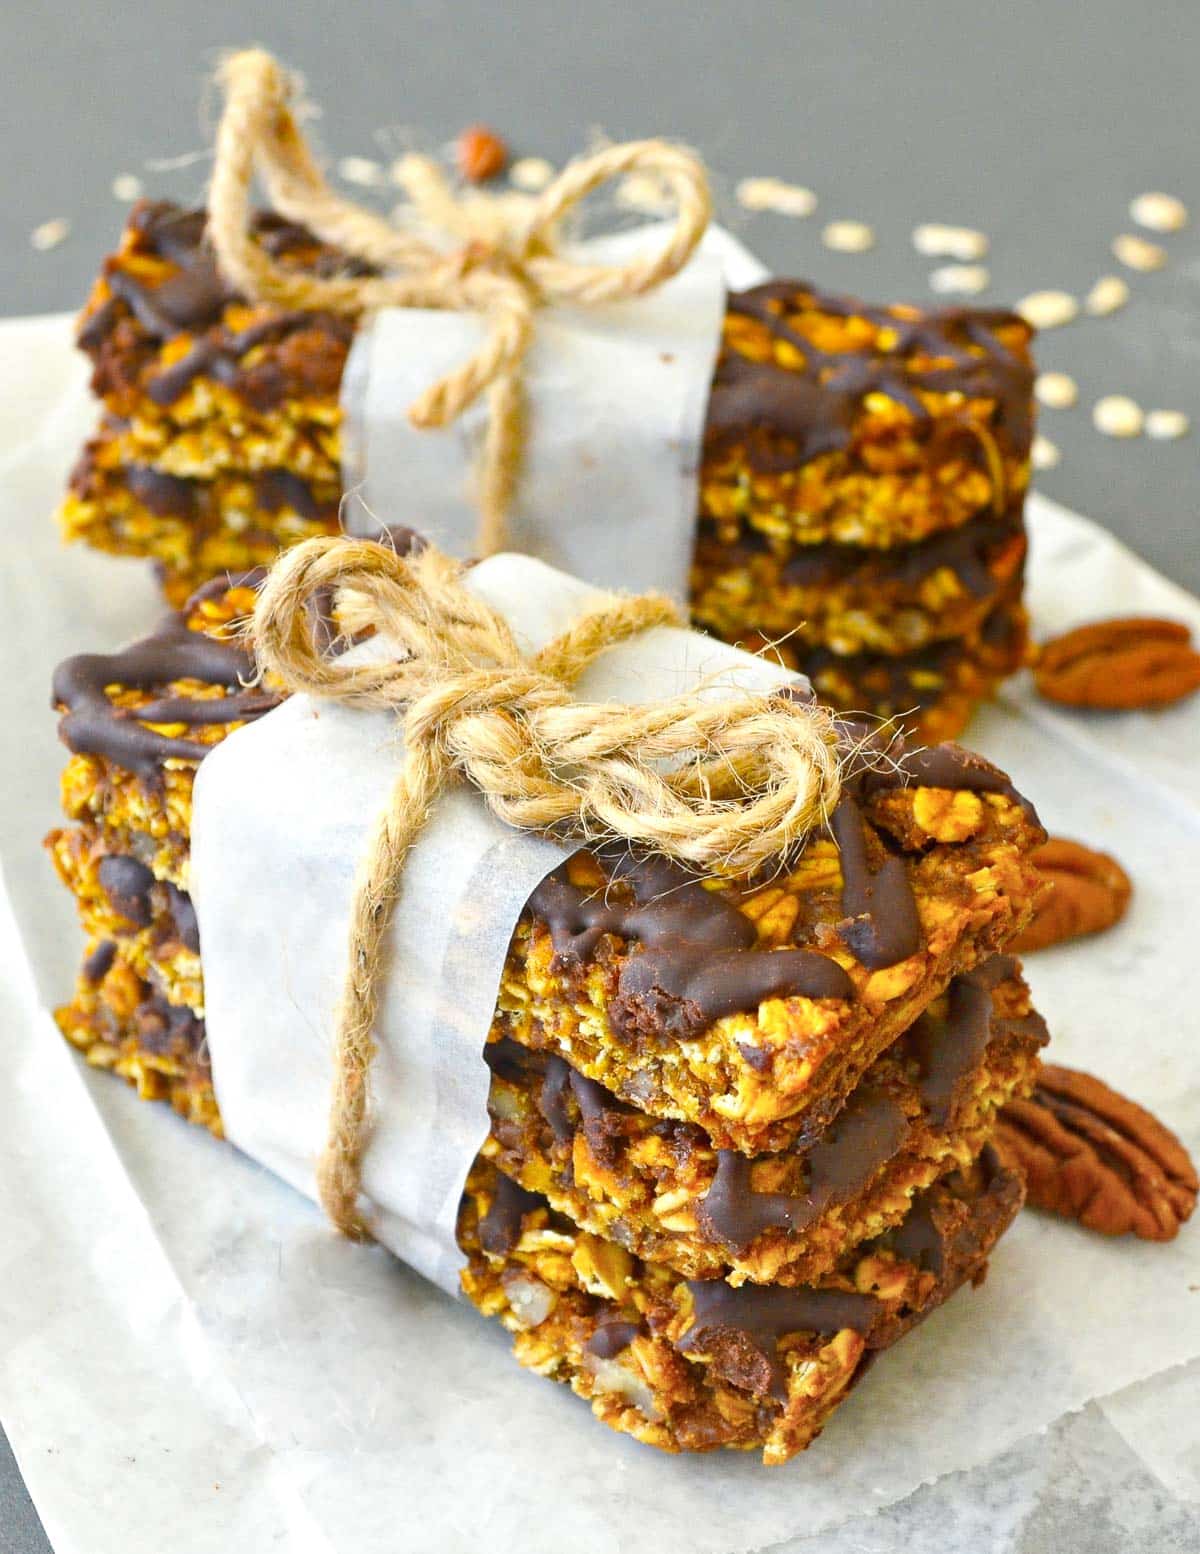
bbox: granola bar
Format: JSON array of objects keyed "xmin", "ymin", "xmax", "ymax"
[
  {"xmin": 459, "ymin": 1148, "xmax": 1024, "ymax": 1462},
  {"xmin": 48, "ymin": 574, "xmax": 1043, "ymax": 1158},
  {"xmin": 482, "ymin": 957, "xmax": 1044, "ymax": 1284},
  {"xmin": 59, "ymin": 204, "xmax": 1035, "ymax": 733}
]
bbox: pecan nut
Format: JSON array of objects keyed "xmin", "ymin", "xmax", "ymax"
[
  {"xmin": 456, "ymin": 124, "xmax": 509, "ymax": 183},
  {"xmin": 1010, "ymin": 836, "xmax": 1132, "ymax": 953},
  {"xmin": 1033, "ymin": 616, "xmax": 1200, "ymax": 709},
  {"xmin": 996, "ymin": 1063, "xmax": 1197, "ymax": 1240}
]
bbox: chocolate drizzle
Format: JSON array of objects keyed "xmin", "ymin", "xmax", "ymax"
[
  {"xmin": 829, "ymin": 796, "xmax": 921, "ymax": 969},
  {"xmin": 584, "ymin": 1318, "xmax": 642, "ymax": 1360},
  {"xmin": 528, "ymin": 851, "xmax": 853, "ymax": 1042},
  {"xmin": 477, "ymin": 1172, "xmax": 544, "ymax": 1256},
  {"xmin": 909, "ymin": 955, "xmax": 1019, "ymax": 1127},
  {"xmin": 697, "ymin": 1086, "xmax": 909, "ymax": 1254},
  {"xmin": 677, "ymin": 1280, "xmax": 879, "ymax": 1400},
  {"xmin": 54, "ymin": 603, "xmax": 276, "ymax": 780},
  {"xmin": 706, "ymin": 281, "xmax": 1034, "ymax": 473},
  {"xmin": 80, "ymin": 201, "xmax": 359, "ymax": 408},
  {"xmin": 98, "ymin": 854, "xmax": 155, "ymax": 927},
  {"xmin": 82, "ymin": 940, "xmax": 117, "ymax": 984}
]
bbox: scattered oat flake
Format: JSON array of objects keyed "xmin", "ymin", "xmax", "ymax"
[
  {"xmin": 912, "ymin": 223, "xmax": 988, "ymax": 261},
  {"xmin": 1016, "ymin": 290, "xmax": 1079, "ymax": 329},
  {"xmin": 615, "ymin": 172, "xmax": 675, "ymax": 214},
  {"xmin": 1093, "ymin": 395, "xmax": 1144, "ymax": 438},
  {"xmin": 111, "ymin": 173, "xmax": 143, "ymax": 202},
  {"xmin": 1032, "ymin": 435, "xmax": 1061, "ymax": 470},
  {"xmin": 31, "ymin": 218, "xmax": 70, "ymax": 251},
  {"xmin": 1145, "ymin": 409, "xmax": 1190, "ymax": 440},
  {"xmin": 509, "ymin": 156, "xmax": 554, "ymax": 192},
  {"xmin": 1112, "ymin": 233, "xmax": 1166, "ymax": 271},
  {"xmin": 1085, "ymin": 275, "xmax": 1130, "ymax": 316},
  {"xmin": 1035, "ymin": 372, "xmax": 1079, "ymax": 410},
  {"xmin": 736, "ymin": 177, "xmax": 817, "ymax": 218},
  {"xmin": 1130, "ymin": 192, "xmax": 1188, "ymax": 233},
  {"xmin": 338, "ymin": 156, "xmax": 385, "ymax": 187},
  {"xmin": 928, "ymin": 264, "xmax": 989, "ymax": 295},
  {"xmin": 822, "ymin": 219, "xmax": 874, "ymax": 253}
]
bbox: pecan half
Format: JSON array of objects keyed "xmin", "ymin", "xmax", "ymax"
[
  {"xmin": 996, "ymin": 1064, "xmax": 1197, "ymax": 1240},
  {"xmin": 1010, "ymin": 836, "xmax": 1132, "ymax": 953},
  {"xmin": 456, "ymin": 125, "xmax": 509, "ymax": 183},
  {"xmin": 1033, "ymin": 616, "xmax": 1200, "ymax": 709}
]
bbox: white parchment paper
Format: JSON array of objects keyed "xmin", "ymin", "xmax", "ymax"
[
  {"xmin": 340, "ymin": 224, "xmax": 730, "ymax": 596},
  {"xmin": 192, "ymin": 555, "xmax": 792, "ymax": 1295},
  {"xmin": 2, "ymin": 315, "xmax": 1199, "ymax": 1554}
]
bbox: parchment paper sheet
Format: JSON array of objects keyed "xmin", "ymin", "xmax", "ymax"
[
  {"xmin": 193, "ymin": 556, "xmax": 793, "ymax": 1296},
  {"xmin": 340, "ymin": 224, "xmax": 730, "ymax": 598},
  {"xmin": 1, "ymin": 314, "xmax": 1199, "ymax": 1554}
]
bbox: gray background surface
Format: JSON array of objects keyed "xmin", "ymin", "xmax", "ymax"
[{"xmin": 2, "ymin": 2, "xmax": 1198, "ymax": 1549}]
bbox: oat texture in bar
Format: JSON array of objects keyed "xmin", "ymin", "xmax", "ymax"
[
  {"xmin": 59, "ymin": 205, "xmax": 1035, "ymax": 735},
  {"xmin": 46, "ymin": 551, "xmax": 1045, "ymax": 1462}
]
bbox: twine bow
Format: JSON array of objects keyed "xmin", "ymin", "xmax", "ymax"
[
  {"xmin": 251, "ymin": 535, "xmax": 844, "ymax": 1239},
  {"xmin": 209, "ymin": 49, "xmax": 713, "ymax": 557}
]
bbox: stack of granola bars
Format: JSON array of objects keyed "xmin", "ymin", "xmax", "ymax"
[
  {"xmin": 59, "ymin": 204, "xmax": 1035, "ymax": 739},
  {"xmin": 48, "ymin": 568, "xmax": 1049, "ymax": 1461}
]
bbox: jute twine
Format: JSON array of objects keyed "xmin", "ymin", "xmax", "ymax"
[
  {"xmin": 209, "ymin": 48, "xmax": 713, "ymax": 557},
  {"xmin": 251, "ymin": 536, "xmax": 844, "ymax": 1239}
]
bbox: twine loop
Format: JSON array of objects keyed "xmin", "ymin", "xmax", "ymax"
[
  {"xmin": 251, "ymin": 536, "xmax": 844, "ymax": 1239},
  {"xmin": 210, "ymin": 49, "xmax": 713, "ymax": 555}
]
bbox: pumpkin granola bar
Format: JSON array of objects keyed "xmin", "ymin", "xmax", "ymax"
[
  {"xmin": 48, "ymin": 572, "xmax": 1043, "ymax": 1158},
  {"xmin": 59, "ymin": 203, "xmax": 1035, "ymax": 735},
  {"xmin": 459, "ymin": 1147, "xmax": 1024, "ymax": 1462}
]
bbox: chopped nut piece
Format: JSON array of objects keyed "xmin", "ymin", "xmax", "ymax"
[
  {"xmin": 1112, "ymin": 233, "xmax": 1166, "ymax": 271},
  {"xmin": 1084, "ymin": 275, "xmax": 1130, "ymax": 316},
  {"xmin": 822, "ymin": 220, "xmax": 875, "ymax": 253},
  {"xmin": 1092, "ymin": 395, "xmax": 1143, "ymax": 438},
  {"xmin": 456, "ymin": 125, "xmax": 508, "ymax": 183},
  {"xmin": 336, "ymin": 155, "xmax": 385, "ymax": 187},
  {"xmin": 111, "ymin": 173, "xmax": 143, "ymax": 202},
  {"xmin": 997, "ymin": 1064, "xmax": 1197, "ymax": 1241},
  {"xmin": 912, "ymin": 224, "xmax": 989, "ymax": 261},
  {"xmin": 928, "ymin": 264, "xmax": 990, "ymax": 296},
  {"xmin": 1034, "ymin": 616, "xmax": 1200, "ymax": 709},
  {"xmin": 1010, "ymin": 837, "xmax": 1131, "ymax": 952},
  {"xmin": 1035, "ymin": 372, "xmax": 1078, "ymax": 409},
  {"xmin": 1145, "ymin": 409, "xmax": 1189, "ymax": 440},
  {"xmin": 1016, "ymin": 290, "xmax": 1078, "ymax": 330},
  {"xmin": 1129, "ymin": 192, "xmax": 1188, "ymax": 233},
  {"xmin": 509, "ymin": 156, "xmax": 555, "ymax": 191},
  {"xmin": 1031, "ymin": 434, "xmax": 1061, "ymax": 470},
  {"xmin": 736, "ymin": 177, "xmax": 817, "ymax": 217},
  {"xmin": 31, "ymin": 217, "xmax": 70, "ymax": 251}
]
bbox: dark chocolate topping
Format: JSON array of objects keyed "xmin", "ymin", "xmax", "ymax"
[
  {"xmin": 81, "ymin": 202, "xmax": 358, "ymax": 408},
  {"xmin": 165, "ymin": 881, "xmax": 201, "ymax": 953},
  {"xmin": 82, "ymin": 940, "xmax": 117, "ymax": 984},
  {"xmin": 98, "ymin": 854, "xmax": 155, "ymax": 927},
  {"xmin": 253, "ymin": 469, "xmax": 329, "ymax": 521},
  {"xmin": 477, "ymin": 1172, "xmax": 544, "ymax": 1257},
  {"xmin": 909, "ymin": 955, "xmax": 1019, "ymax": 1127},
  {"xmin": 54, "ymin": 604, "xmax": 273, "ymax": 780},
  {"xmin": 829, "ymin": 796, "xmax": 922, "ymax": 969},
  {"xmin": 696, "ymin": 1086, "xmax": 909, "ymax": 1255},
  {"xmin": 678, "ymin": 1279, "xmax": 879, "ymax": 1401},
  {"xmin": 123, "ymin": 464, "xmax": 199, "ymax": 519},
  {"xmin": 528, "ymin": 850, "xmax": 853, "ymax": 1043},
  {"xmin": 706, "ymin": 281, "xmax": 1034, "ymax": 473},
  {"xmin": 585, "ymin": 1318, "xmax": 643, "ymax": 1360}
]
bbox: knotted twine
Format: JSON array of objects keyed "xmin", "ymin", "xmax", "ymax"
[
  {"xmin": 209, "ymin": 48, "xmax": 713, "ymax": 557},
  {"xmin": 251, "ymin": 536, "xmax": 844, "ymax": 1239}
]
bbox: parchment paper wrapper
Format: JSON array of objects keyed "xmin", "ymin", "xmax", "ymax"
[
  {"xmin": 339, "ymin": 224, "xmax": 731, "ymax": 596},
  {"xmin": 2, "ymin": 313, "xmax": 1200, "ymax": 1554},
  {"xmin": 192, "ymin": 553, "xmax": 792, "ymax": 1295}
]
